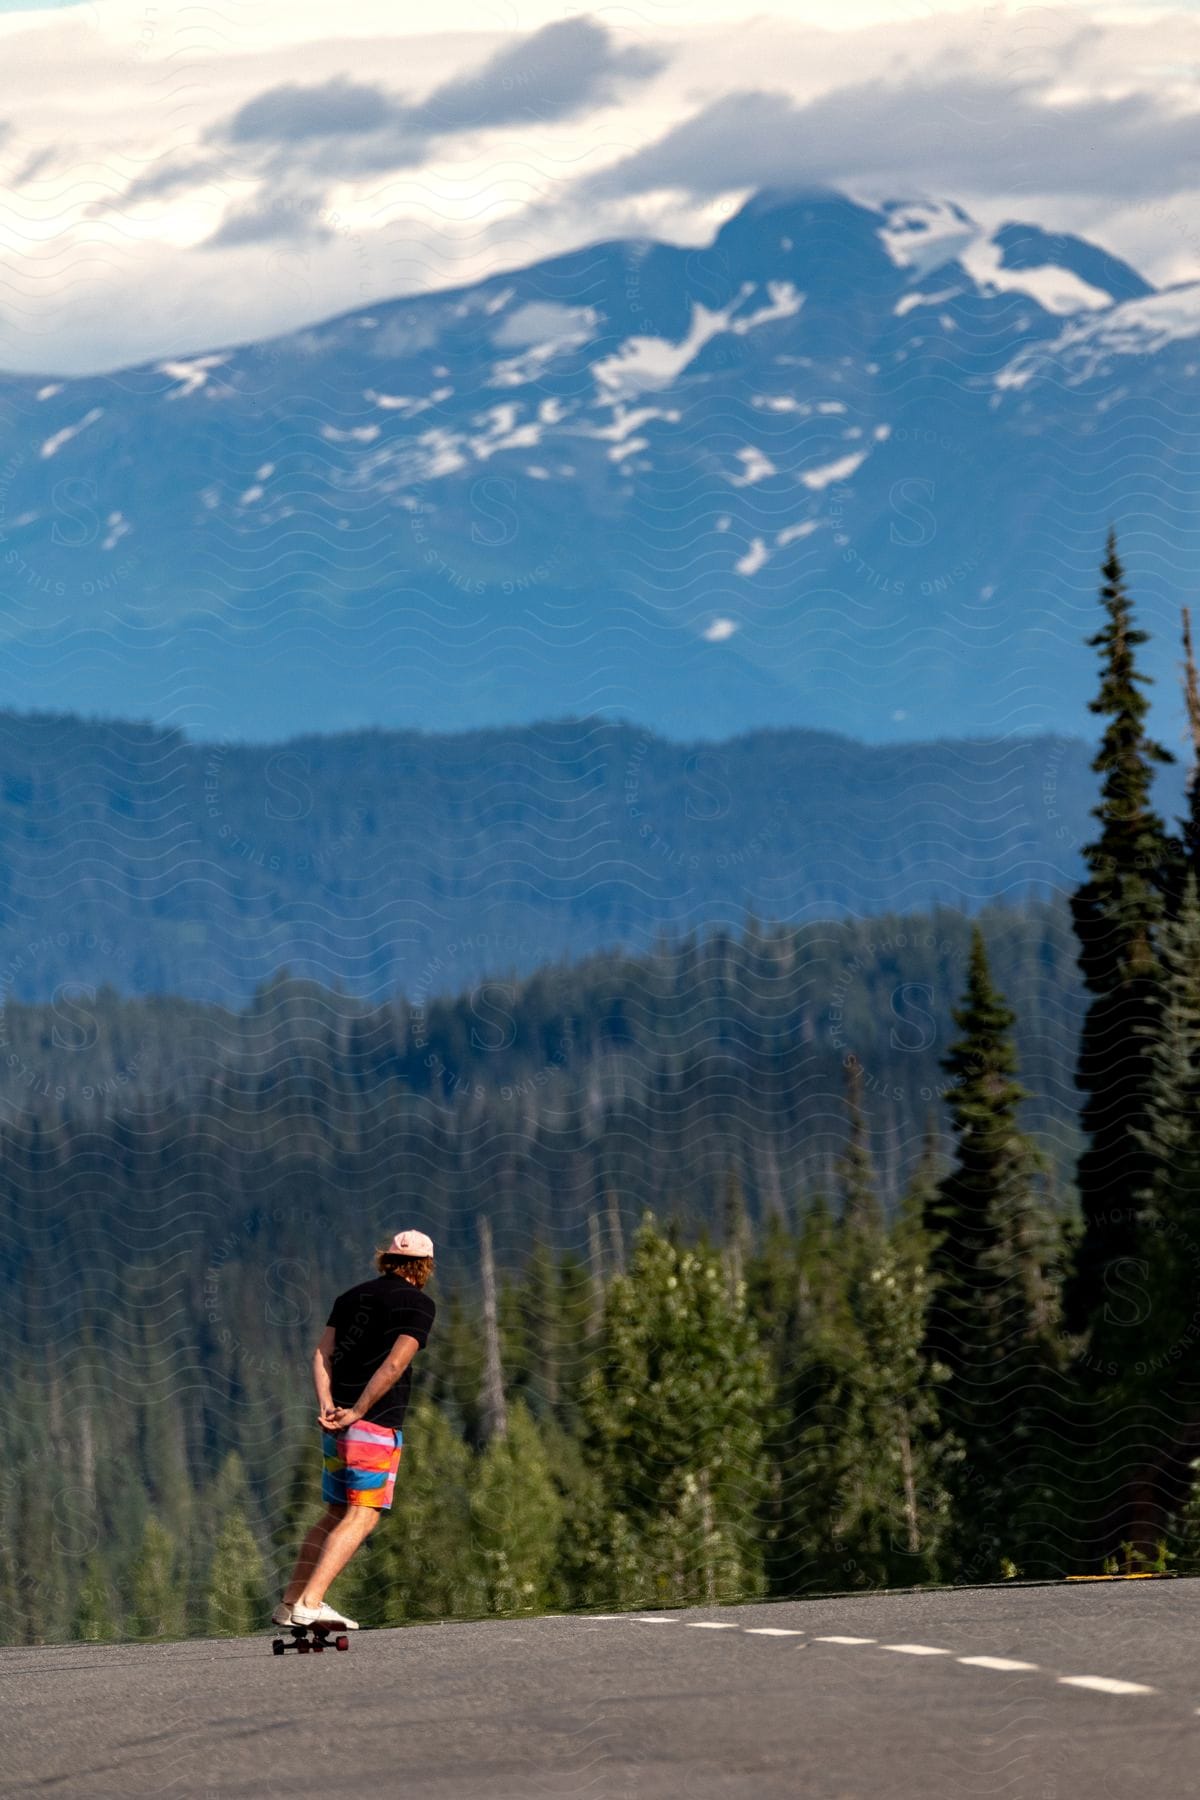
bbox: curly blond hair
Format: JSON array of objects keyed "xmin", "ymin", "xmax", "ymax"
[{"xmin": 374, "ymin": 1249, "xmax": 434, "ymax": 1287}]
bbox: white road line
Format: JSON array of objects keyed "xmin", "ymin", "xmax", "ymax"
[
  {"xmin": 744, "ymin": 1627, "xmax": 803, "ymax": 1637},
  {"xmin": 881, "ymin": 1644, "xmax": 952, "ymax": 1656},
  {"xmin": 815, "ymin": 1635, "xmax": 876, "ymax": 1645},
  {"xmin": 687, "ymin": 1621, "xmax": 741, "ymax": 1629},
  {"xmin": 957, "ymin": 1656, "xmax": 1040, "ymax": 1673},
  {"xmin": 636, "ymin": 1616, "xmax": 678, "ymax": 1624},
  {"xmin": 1058, "ymin": 1675, "xmax": 1156, "ymax": 1696}
]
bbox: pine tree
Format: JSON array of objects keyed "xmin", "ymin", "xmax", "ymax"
[
  {"xmin": 470, "ymin": 1401, "xmax": 563, "ymax": 1614},
  {"xmin": 581, "ymin": 1216, "xmax": 770, "ymax": 1607},
  {"xmin": 836, "ymin": 1057, "xmax": 883, "ymax": 1237},
  {"xmin": 896, "ymin": 1114, "xmax": 941, "ymax": 1259},
  {"xmin": 478, "ymin": 1215, "xmax": 508, "ymax": 1445},
  {"xmin": 206, "ymin": 1506, "xmax": 268, "ymax": 1637},
  {"xmin": 841, "ymin": 1231, "xmax": 953, "ymax": 1581},
  {"xmin": 512, "ymin": 1244, "xmax": 562, "ymax": 1418},
  {"xmin": 13, "ymin": 1463, "xmax": 65, "ymax": 1645},
  {"xmin": 1176, "ymin": 606, "xmax": 1200, "ymax": 886},
  {"xmin": 776, "ymin": 1116, "xmax": 950, "ymax": 1592},
  {"xmin": 129, "ymin": 1517, "xmax": 183, "ymax": 1639},
  {"xmin": 73, "ymin": 1553, "xmax": 117, "ymax": 1642},
  {"xmin": 1167, "ymin": 1458, "xmax": 1200, "ymax": 1574},
  {"xmin": 722, "ymin": 1162, "xmax": 750, "ymax": 1299},
  {"xmin": 746, "ymin": 1210, "xmax": 802, "ymax": 1382},
  {"xmin": 0, "ymin": 1541, "xmax": 17, "ymax": 1646},
  {"xmin": 1108, "ymin": 872, "xmax": 1200, "ymax": 1536},
  {"xmin": 923, "ymin": 928, "xmax": 1061, "ymax": 1575},
  {"xmin": 1067, "ymin": 533, "xmax": 1175, "ymax": 1340}
]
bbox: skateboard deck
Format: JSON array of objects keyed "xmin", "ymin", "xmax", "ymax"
[{"xmin": 271, "ymin": 1621, "xmax": 351, "ymax": 1654}]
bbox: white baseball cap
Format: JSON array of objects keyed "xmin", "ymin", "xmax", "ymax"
[{"xmin": 389, "ymin": 1229, "xmax": 434, "ymax": 1258}]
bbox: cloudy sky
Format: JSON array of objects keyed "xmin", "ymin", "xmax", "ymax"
[{"xmin": 1, "ymin": 0, "xmax": 1198, "ymax": 372}]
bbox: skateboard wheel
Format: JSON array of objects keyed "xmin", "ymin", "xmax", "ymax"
[
  {"xmin": 311, "ymin": 1639, "xmax": 324, "ymax": 1652},
  {"xmin": 272, "ymin": 1639, "xmax": 285, "ymax": 1655},
  {"xmin": 335, "ymin": 1635, "xmax": 349, "ymax": 1652}
]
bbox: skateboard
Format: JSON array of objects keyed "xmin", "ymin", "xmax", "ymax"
[{"xmin": 271, "ymin": 1621, "xmax": 351, "ymax": 1655}]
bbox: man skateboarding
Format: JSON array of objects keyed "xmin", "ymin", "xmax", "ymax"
[{"xmin": 274, "ymin": 1229, "xmax": 436, "ymax": 1633}]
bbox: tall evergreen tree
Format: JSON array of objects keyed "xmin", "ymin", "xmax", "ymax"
[
  {"xmin": 1110, "ymin": 871, "xmax": 1200, "ymax": 1537},
  {"xmin": 923, "ymin": 929, "xmax": 1061, "ymax": 1574},
  {"xmin": 722, "ymin": 1162, "xmax": 750, "ymax": 1299},
  {"xmin": 470, "ymin": 1401, "xmax": 563, "ymax": 1614},
  {"xmin": 581, "ymin": 1216, "xmax": 770, "ymax": 1607},
  {"xmin": 73, "ymin": 1553, "xmax": 117, "ymax": 1642},
  {"xmin": 1176, "ymin": 606, "xmax": 1200, "ymax": 885},
  {"xmin": 1067, "ymin": 533, "xmax": 1175, "ymax": 1340},
  {"xmin": 896, "ymin": 1114, "xmax": 941, "ymax": 1257},
  {"xmin": 13, "ymin": 1464, "xmax": 65, "ymax": 1645},
  {"xmin": 205, "ymin": 1507, "xmax": 268, "ymax": 1638},
  {"xmin": 129, "ymin": 1517, "xmax": 184, "ymax": 1639},
  {"xmin": 478, "ymin": 1215, "xmax": 508, "ymax": 1445},
  {"xmin": 776, "ymin": 1098, "xmax": 950, "ymax": 1592},
  {"xmin": 836, "ymin": 1057, "xmax": 883, "ymax": 1237},
  {"xmin": 0, "ymin": 1540, "xmax": 17, "ymax": 1644}
]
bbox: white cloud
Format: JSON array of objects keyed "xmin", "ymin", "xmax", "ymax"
[{"xmin": 0, "ymin": 0, "xmax": 1196, "ymax": 371}]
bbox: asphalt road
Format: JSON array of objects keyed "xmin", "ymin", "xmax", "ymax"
[{"xmin": 3, "ymin": 1582, "xmax": 1198, "ymax": 1799}]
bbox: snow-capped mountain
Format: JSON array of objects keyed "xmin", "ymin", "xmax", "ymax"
[{"xmin": 0, "ymin": 188, "xmax": 1195, "ymax": 743}]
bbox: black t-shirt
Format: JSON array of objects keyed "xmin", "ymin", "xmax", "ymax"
[{"xmin": 325, "ymin": 1275, "xmax": 436, "ymax": 1431}]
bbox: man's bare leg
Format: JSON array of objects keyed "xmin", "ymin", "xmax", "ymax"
[
  {"xmin": 283, "ymin": 1504, "xmax": 345, "ymax": 1606},
  {"xmin": 298, "ymin": 1506, "xmax": 381, "ymax": 1609}
]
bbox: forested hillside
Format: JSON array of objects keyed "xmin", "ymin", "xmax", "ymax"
[
  {"xmin": 1, "ymin": 896, "xmax": 1086, "ymax": 1642},
  {"xmin": 0, "ymin": 710, "xmax": 1120, "ymax": 1003}
]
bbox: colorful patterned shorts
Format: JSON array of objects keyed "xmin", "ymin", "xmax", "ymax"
[{"xmin": 321, "ymin": 1421, "xmax": 403, "ymax": 1510}]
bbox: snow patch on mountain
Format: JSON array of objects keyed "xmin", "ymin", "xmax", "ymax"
[
  {"xmin": 593, "ymin": 301, "xmax": 741, "ymax": 401},
  {"xmin": 157, "ymin": 355, "xmax": 226, "ymax": 399},
  {"xmin": 801, "ymin": 450, "xmax": 867, "ymax": 491},
  {"xmin": 959, "ymin": 239, "xmax": 1112, "ymax": 315},
  {"xmin": 777, "ymin": 520, "xmax": 820, "ymax": 546},
  {"xmin": 471, "ymin": 406, "xmax": 543, "ymax": 458},
  {"xmin": 894, "ymin": 287, "xmax": 962, "ymax": 317},
  {"xmin": 883, "ymin": 201, "xmax": 1116, "ymax": 315},
  {"xmin": 879, "ymin": 200, "xmax": 976, "ymax": 279},
  {"xmin": 366, "ymin": 390, "xmax": 422, "ymax": 414},
  {"xmin": 40, "ymin": 408, "xmax": 103, "ymax": 460},
  {"xmin": 489, "ymin": 302, "xmax": 598, "ymax": 386},
  {"xmin": 592, "ymin": 282, "xmax": 803, "ymax": 402},
  {"xmin": 997, "ymin": 284, "xmax": 1200, "ymax": 390},
  {"xmin": 581, "ymin": 404, "xmax": 680, "ymax": 443},
  {"xmin": 101, "ymin": 511, "xmax": 130, "ymax": 551},
  {"xmin": 735, "ymin": 538, "xmax": 770, "ymax": 576},
  {"xmin": 727, "ymin": 447, "xmax": 776, "ymax": 486},
  {"xmin": 322, "ymin": 424, "xmax": 381, "ymax": 444},
  {"xmin": 731, "ymin": 281, "xmax": 804, "ymax": 332},
  {"xmin": 413, "ymin": 429, "xmax": 468, "ymax": 480}
]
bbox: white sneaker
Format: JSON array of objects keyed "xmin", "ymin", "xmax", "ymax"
[
  {"xmin": 292, "ymin": 1601, "xmax": 359, "ymax": 1629},
  {"xmin": 271, "ymin": 1601, "xmax": 295, "ymax": 1627}
]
